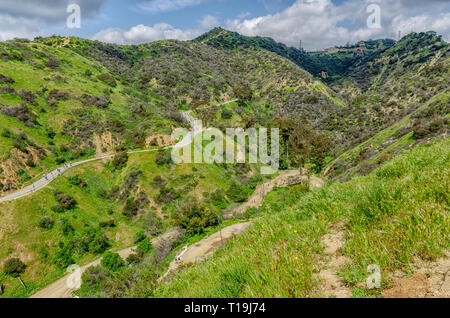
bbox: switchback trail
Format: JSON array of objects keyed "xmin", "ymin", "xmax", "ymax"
[
  {"xmin": 0, "ymin": 100, "xmax": 238, "ymax": 204},
  {"xmin": 31, "ymin": 169, "xmax": 324, "ymax": 298}
]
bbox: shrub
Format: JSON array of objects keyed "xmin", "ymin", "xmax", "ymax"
[
  {"xmin": 152, "ymin": 175, "xmax": 167, "ymax": 187},
  {"xmin": 53, "ymin": 191, "xmax": 77, "ymax": 211},
  {"xmin": 97, "ymin": 73, "xmax": 116, "ymax": 87},
  {"xmin": 126, "ymin": 253, "xmax": 141, "ymax": 265},
  {"xmin": 155, "ymin": 150, "xmax": 172, "ymax": 165},
  {"xmin": 79, "ymin": 228, "xmax": 110, "ymax": 254},
  {"xmin": 17, "ymin": 89, "xmax": 37, "ymax": 105},
  {"xmin": 45, "ymin": 58, "xmax": 59, "ymax": 69},
  {"xmin": 38, "ymin": 216, "xmax": 54, "ymax": 229},
  {"xmin": 80, "ymin": 94, "xmax": 110, "ymax": 109},
  {"xmin": 174, "ymin": 198, "xmax": 219, "ymax": 234},
  {"xmin": 134, "ymin": 231, "xmax": 146, "ymax": 244},
  {"xmin": 0, "ymin": 74, "xmax": 15, "ymax": 84},
  {"xmin": 136, "ymin": 237, "xmax": 154, "ymax": 257},
  {"xmin": 68, "ymin": 175, "xmax": 86, "ymax": 187},
  {"xmin": 139, "ymin": 212, "xmax": 164, "ymax": 236},
  {"xmin": 52, "ymin": 242, "xmax": 74, "ymax": 268},
  {"xmin": 206, "ymin": 189, "xmax": 228, "ymax": 208},
  {"xmin": 101, "ymin": 252, "xmax": 125, "ymax": 271},
  {"xmin": 112, "ymin": 152, "xmax": 128, "ymax": 169},
  {"xmin": 122, "ymin": 198, "xmax": 138, "ymax": 218},
  {"xmin": 221, "ymin": 109, "xmax": 233, "ymax": 119},
  {"xmin": 58, "ymin": 218, "xmax": 74, "ymax": 235},
  {"xmin": 99, "ymin": 219, "xmax": 115, "ymax": 228},
  {"xmin": 2, "ymin": 104, "xmax": 37, "ymax": 126},
  {"xmin": 156, "ymin": 187, "xmax": 179, "ymax": 204},
  {"xmin": 3, "ymin": 258, "xmax": 26, "ymax": 277},
  {"xmin": 226, "ymin": 182, "xmax": 250, "ymax": 202}
]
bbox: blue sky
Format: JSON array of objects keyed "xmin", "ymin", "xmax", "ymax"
[{"xmin": 1, "ymin": 0, "xmax": 449, "ymax": 50}]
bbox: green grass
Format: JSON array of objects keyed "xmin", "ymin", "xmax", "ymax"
[{"xmin": 155, "ymin": 138, "xmax": 449, "ymax": 298}]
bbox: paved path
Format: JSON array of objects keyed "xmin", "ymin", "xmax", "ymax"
[{"xmin": 0, "ymin": 103, "xmax": 236, "ymax": 204}]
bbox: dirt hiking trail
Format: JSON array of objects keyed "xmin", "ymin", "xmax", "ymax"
[
  {"xmin": 30, "ymin": 230, "xmax": 181, "ymax": 298},
  {"xmin": 159, "ymin": 222, "xmax": 252, "ymax": 282},
  {"xmin": 224, "ymin": 170, "xmax": 324, "ymax": 219},
  {"xmin": 318, "ymin": 224, "xmax": 352, "ymax": 298}
]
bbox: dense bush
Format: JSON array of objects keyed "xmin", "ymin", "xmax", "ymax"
[
  {"xmin": 112, "ymin": 152, "xmax": 128, "ymax": 169},
  {"xmin": 139, "ymin": 212, "xmax": 165, "ymax": 236},
  {"xmin": 52, "ymin": 191, "xmax": 77, "ymax": 212},
  {"xmin": 156, "ymin": 187, "xmax": 179, "ymax": 204},
  {"xmin": 80, "ymin": 94, "xmax": 110, "ymax": 109},
  {"xmin": 122, "ymin": 197, "xmax": 138, "ymax": 218},
  {"xmin": 97, "ymin": 73, "xmax": 116, "ymax": 87},
  {"xmin": 0, "ymin": 74, "xmax": 15, "ymax": 84},
  {"xmin": 173, "ymin": 198, "xmax": 219, "ymax": 234},
  {"xmin": 38, "ymin": 216, "xmax": 54, "ymax": 229},
  {"xmin": 3, "ymin": 258, "xmax": 26, "ymax": 277},
  {"xmin": 152, "ymin": 175, "xmax": 167, "ymax": 188},
  {"xmin": 101, "ymin": 252, "xmax": 125, "ymax": 271},
  {"xmin": 155, "ymin": 150, "xmax": 172, "ymax": 165},
  {"xmin": 226, "ymin": 181, "xmax": 250, "ymax": 202},
  {"xmin": 1, "ymin": 104, "xmax": 37, "ymax": 127}
]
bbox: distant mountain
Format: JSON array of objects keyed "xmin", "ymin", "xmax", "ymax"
[
  {"xmin": 194, "ymin": 27, "xmax": 396, "ymax": 82},
  {"xmin": 193, "ymin": 27, "xmax": 325, "ymax": 78}
]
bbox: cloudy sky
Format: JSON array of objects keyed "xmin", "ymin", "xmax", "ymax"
[{"xmin": 0, "ymin": 0, "xmax": 449, "ymax": 50}]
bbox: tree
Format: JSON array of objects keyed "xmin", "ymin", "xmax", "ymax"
[
  {"xmin": 3, "ymin": 258, "xmax": 26, "ymax": 277},
  {"xmin": 101, "ymin": 252, "xmax": 125, "ymax": 271},
  {"xmin": 174, "ymin": 197, "xmax": 219, "ymax": 234}
]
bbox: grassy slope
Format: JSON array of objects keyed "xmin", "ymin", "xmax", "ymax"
[
  {"xmin": 155, "ymin": 138, "xmax": 449, "ymax": 298},
  {"xmin": 326, "ymin": 89, "xmax": 449, "ymax": 179}
]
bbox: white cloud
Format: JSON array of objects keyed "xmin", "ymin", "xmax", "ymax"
[
  {"xmin": 0, "ymin": 0, "xmax": 107, "ymax": 41},
  {"xmin": 92, "ymin": 23, "xmax": 202, "ymax": 45},
  {"xmin": 138, "ymin": 0, "xmax": 208, "ymax": 13},
  {"xmin": 0, "ymin": 0, "xmax": 106, "ymax": 22},
  {"xmin": 0, "ymin": 14, "xmax": 42, "ymax": 41},
  {"xmin": 226, "ymin": 0, "xmax": 450, "ymax": 51},
  {"xmin": 199, "ymin": 15, "xmax": 220, "ymax": 29},
  {"xmin": 391, "ymin": 13, "xmax": 450, "ymax": 39}
]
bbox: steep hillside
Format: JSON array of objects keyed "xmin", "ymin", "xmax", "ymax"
[
  {"xmin": 325, "ymin": 32, "xmax": 449, "ymax": 179},
  {"xmin": 309, "ymin": 39, "xmax": 395, "ymax": 81},
  {"xmin": 0, "ymin": 34, "xmax": 335, "ymax": 297},
  {"xmin": 156, "ymin": 138, "xmax": 449, "ymax": 298},
  {"xmin": 0, "ymin": 29, "xmax": 448, "ymax": 298}
]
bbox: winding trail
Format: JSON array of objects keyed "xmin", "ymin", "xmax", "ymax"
[
  {"xmin": 224, "ymin": 170, "xmax": 324, "ymax": 219},
  {"xmin": 0, "ymin": 100, "xmax": 238, "ymax": 204},
  {"xmin": 30, "ymin": 230, "xmax": 182, "ymax": 298},
  {"xmin": 30, "ymin": 169, "xmax": 323, "ymax": 298}
]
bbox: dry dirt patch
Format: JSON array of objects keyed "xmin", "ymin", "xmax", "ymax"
[{"xmin": 383, "ymin": 250, "xmax": 450, "ymax": 298}]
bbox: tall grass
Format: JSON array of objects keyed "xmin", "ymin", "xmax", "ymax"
[{"xmin": 155, "ymin": 138, "xmax": 449, "ymax": 297}]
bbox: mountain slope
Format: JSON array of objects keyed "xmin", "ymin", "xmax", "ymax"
[{"xmin": 155, "ymin": 138, "xmax": 449, "ymax": 298}]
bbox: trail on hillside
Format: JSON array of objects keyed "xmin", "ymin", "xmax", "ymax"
[
  {"xmin": 224, "ymin": 170, "xmax": 324, "ymax": 219},
  {"xmin": 30, "ymin": 230, "xmax": 181, "ymax": 298},
  {"xmin": 0, "ymin": 101, "xmax": 238, "ymax": 204},
  {"xmin": 159, "ymin": 222, "xmax": 252, "ymax": 282},
  {"xmin": 318, "ymin": 225, "xmax": 352, "ymax": 298},
  {"xmin": 31, "ymin": 169, "xmax": 324, "ymax": 298}
]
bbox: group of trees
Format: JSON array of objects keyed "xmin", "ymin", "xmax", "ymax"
[{"xmin": 276, "ymin": 117, "xmax": 333, "ymax": 173}]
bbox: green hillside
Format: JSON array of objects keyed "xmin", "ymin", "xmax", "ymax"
[
  {"xmin": 0, "ymin": 28, "xmax": 448, "ymax": 298},
  {"xmin": 156, "ymin": 138, "xmax": 449, "ymax": 298}
]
